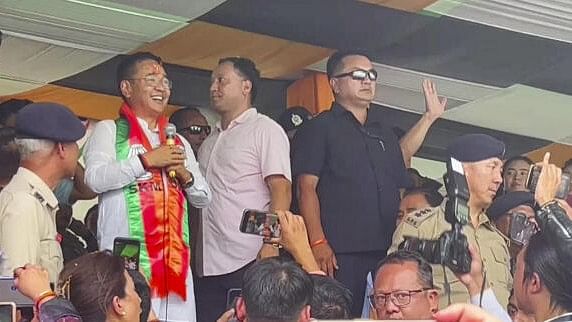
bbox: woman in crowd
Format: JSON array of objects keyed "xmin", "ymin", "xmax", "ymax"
[{"xmin": 14, "ymin": 251, "xmax": 144, "ymax": 322}]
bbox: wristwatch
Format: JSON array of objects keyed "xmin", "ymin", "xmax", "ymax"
[{"xmin": 182, "ymin": 174, "xmax": 194, "ymax": 189}]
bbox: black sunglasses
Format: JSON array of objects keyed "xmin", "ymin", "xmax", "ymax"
[
  {"xmin": 181, "ymin": 125, "xmax": 211, "ymax": 136},
  {"xmin": 333, "ymin": 69, "xmax": 378, "ymax": 81}
]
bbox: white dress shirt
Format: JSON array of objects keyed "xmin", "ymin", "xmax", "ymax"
[
  {"xmin": 84, "ymin": 118, "xmax": 211, "ymax": 252},
  {"xmin": 197, "ymin": 108, "xmax": 291, "ymax": 276}
]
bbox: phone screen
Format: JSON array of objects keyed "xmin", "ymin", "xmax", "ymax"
[
  {"xmin": 525, "ymin": 165, "xmax": 540, "ymax": 194},
  {"xmin": 239, "ymin": 210, "xmax": 280, "ymax": 238},
  {"xmin": 113, "ymin": 238, "xmax": 141, "ymax": 271},
  {"xmin": 0, "ymin": 302, "xmax": 16, "ymax": 322},
  {"xmin": 510, "ymin": 213, "xmax": 537, "ymax": 246},
  {"xmin": 226, "ymin": 288, "xmax": 242, "ymax": 310}
]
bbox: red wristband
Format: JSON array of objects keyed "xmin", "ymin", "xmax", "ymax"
[
  {"xmin": 34, "ymin": 290, "xmax": 56, "ymax": 311},
  {"xmin": 310, "ymin": 238, "xmax": 328, "ymax": 248}
]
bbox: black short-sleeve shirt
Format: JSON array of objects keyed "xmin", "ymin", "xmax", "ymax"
[{"xmin": 292, "ymin": 102, "xmax": 410, "ymax": 253}]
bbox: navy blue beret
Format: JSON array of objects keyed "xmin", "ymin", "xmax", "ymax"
[
  {"xmin": 15, "ymin": 102, "xmax": 85, "ymax": 142},
  {"xmin": 447, "ymin": 134, "xmax": 505, "ymax": 162},
  {"xmin": 487, "ymin": 191, "xmax": 534, "ymax": 221}
]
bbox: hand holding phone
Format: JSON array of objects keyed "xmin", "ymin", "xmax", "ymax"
[
  {"xmin": 527, "ymin": 153, "xmax": 571, "ymax": 202},
  {"xmin": 0, "ymin": 302, "xmax": 16, "ymax": 322},
  {"xmin": 113, "ymin": 237, "xmax": 141, "ymax": 271},
  {"xmin": 239, "ymin": 210, "xmax": 280, "ymax": 238}
]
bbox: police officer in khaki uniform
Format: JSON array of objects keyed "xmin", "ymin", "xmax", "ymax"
[
  {"xmin": 0, "ymin": 102, "xmax": 85, "ymax": 284},
  {"xmin": 388, "ymin": 134, "xmax": 512, "ymax": 309}
]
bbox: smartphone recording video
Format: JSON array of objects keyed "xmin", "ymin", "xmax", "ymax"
[
  {"xmin": 239, "ymin": 209, "xmax": 280, "ymax": 238},
  {"xmin": 0, "ymin": 302, "xmax": 16, "ymax": 322},
  {"xmin": 113, "ymin": 237, "xmax": 141, "ymax": 271},
  {"xmin": 526, "ymin": 165, "xmax": 571, "ymax": 199}
]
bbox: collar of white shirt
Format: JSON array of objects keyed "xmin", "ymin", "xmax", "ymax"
[{"xmin": 215, "ymin": 108, "xmax": 257, "ymax": 132}]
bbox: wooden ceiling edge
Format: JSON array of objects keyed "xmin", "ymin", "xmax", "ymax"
[
  {"xmin": 1, "ymin": 84, "xmax": 180, "ymax": 121},
  {"xmin": 524, "ymin": 142, "xmax": 572, "ymax": 166},
  {"xmin": 134, "ymin": 21, "xmax": 336, "ymax": 79}
]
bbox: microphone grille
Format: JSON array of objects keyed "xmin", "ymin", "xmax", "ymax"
[{"xmin": 165, "ymin": 123, "xmax": 177, "ymax": 136}]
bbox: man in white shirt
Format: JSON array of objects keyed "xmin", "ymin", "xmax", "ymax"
[
  {"xmin": 84, "ymin": 52, "xmax": 211, "ymax": 322},
  {"xmin": 196, "ymin": 57, "xmax": 291, "ymax": 321}
]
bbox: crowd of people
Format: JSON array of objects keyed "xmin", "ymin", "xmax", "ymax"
[{"xmin": 0, "ymin": 44, "xmax": 572, "ymax": 322}]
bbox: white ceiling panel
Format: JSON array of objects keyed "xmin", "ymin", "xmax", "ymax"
[
  {"xmin": 0, "ymin": 78, "xmax": 42, "ymax": 96},
  {"xmin": 0, "ymin": 35, "xmax": 114, "ymax": 86},
  {"xmin": 427, "ymin": 0, "xmax": 572, "ymax": 44},
  {"xmin": 108, "ymin": 0, "xmax": 227, "ymax": 20},
  {"xmin": 443, "ymin": 84, "xmax": 572, "ymax": 144},
  {"xmin": 0, "ymin": 0, "xmax": 190, "ymax": 54}
]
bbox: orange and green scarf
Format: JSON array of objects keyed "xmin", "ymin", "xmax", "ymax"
[{"xmin": 115, "ymin": 103, "xmax": 190, "ymax": 300}]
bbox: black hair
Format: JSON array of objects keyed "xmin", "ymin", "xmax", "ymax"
[
  {"xmin": 116, "ymin": 52, "xmax": 163, "ymax": 100},
  {"xmin": 326, "ymin": 50, "xmax": 371, "ymax": 79},
  {"xmin": 0, "ymin": 127, "xmax": 19, "ymax": 182},
  {"xmin": 310, "ymin": 275, "xmax": 352, "ymax": 320},
  {"xmin": 375, "ymin": 250, "xmax": 434, "ymax": 289},
  {"xmin": 218, "ymin": 57, "xmax": 261, "ymax": 103},
  {"xmin": 169, "ymin": 107, "xmax": 204, "ymax": 129},
  {"xmin": 563, "ymin": 159, "xmax": 572, "ymax": 173},
  {"xmin": 84, "ymin": 204, "xmax": 98, "ymax": 238},
  {"xmin": 242, "ymin": 257, "xmax": 313, "ymax": 322},
  {"xmin": 128, "ymin": 270, "xmax": 152, "ymax": 322},
  {"xmin": 0, "ymin": 99, "xmax": 33, "ymax": 126},
  {"xmin": 59, "ymin": 251, "xmax": 127, "ymax": 322},
  {"xmin": 523, "ymin": 231, "xmax": 572, "ymax": 312},
  {"xmin": 503, "ymin": 156, "xmax": 533, "ymax": 173},
  {"xmin": 402, "ymin": 188, "xmax": 444, "ymax": 208}
]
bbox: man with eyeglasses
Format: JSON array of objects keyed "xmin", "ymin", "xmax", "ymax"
[
  {"xmin": 169, "ymin": 107, "xmax": 211, "ymax": 156},
  {"xmin": 169, "ymin": 107, "xmax": 211, "ymax": 274},
  {"xmin": 84, "ymin": 52, "xmax": 211, "ymax": 322},
  {"xmin": 370, "ymin": 250, "xmax": 511, "ymax": 321},
  {"xmin": 370, "ymin": 250, "xmax": 440, "ymax": 320},
  {"xmin": 292, "ymin": 51, "xmax": 445, "ymax": 316},
  {"xmin": 487, "ymin": 191, "xmax": 537, "ymax": 262}
]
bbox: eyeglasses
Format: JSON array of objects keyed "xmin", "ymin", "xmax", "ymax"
[
  {"xmin": 333, "ymin": 69, "xmax": 378, "ymax": 81},
  {"xmin": 181, "ymin": 125, "xmax": 211, "ymax": 136},
  {"xmin": 368, "ymin": 288, "xmax": 432, "ymax": 308},
  {"xmin": 127, "ymin": 75, "xmax": 172, "ymax": 89}
]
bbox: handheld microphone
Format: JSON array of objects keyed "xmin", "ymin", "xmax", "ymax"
[{"xmin": 165, "ymin": 123, "xmax": 177, "ymax": 179}]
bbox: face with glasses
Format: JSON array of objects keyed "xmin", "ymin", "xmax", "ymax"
[
  {"xmin": 121, "ymin": 59, "xmax": 171, "ymax": 116},
  {"xmin": 176, "ymin": 111, "xmax": 210, "ymax": 154},
  {"xmin": 494, "ymin": 205, "xmax": 537, "ymax": 257},
  {"xmin": 508, "ymin": 291, "xmax": 535, "ymax": 322},
  {"xmin": 372, "ymin": 262, "xmax": 438, "ymax": 320},
  {"xmin": 330, "ymin": 55, "xmax": 376, "ymax": 108}
]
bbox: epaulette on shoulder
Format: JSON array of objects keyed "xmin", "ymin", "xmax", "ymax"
[
  {"xmin": 403, "ymin": 207, "xmax": 436, "ymax": 228},
  {"xmin": 32, "ymin": 190, "xmax": 47, "ymax": 206}
]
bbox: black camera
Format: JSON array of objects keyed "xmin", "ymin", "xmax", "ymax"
[{"xmin": 399, "ymin": 157, "xmax": 472, "ymax": 274}]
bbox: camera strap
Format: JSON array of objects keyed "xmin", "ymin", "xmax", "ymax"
[
  {"xmin": 479, "ymin": 271, "xmax": 487, "ymax": 307},
  {"xmin": 442, "ymin": 265, "xmax": 452, "ymax": 306}
]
